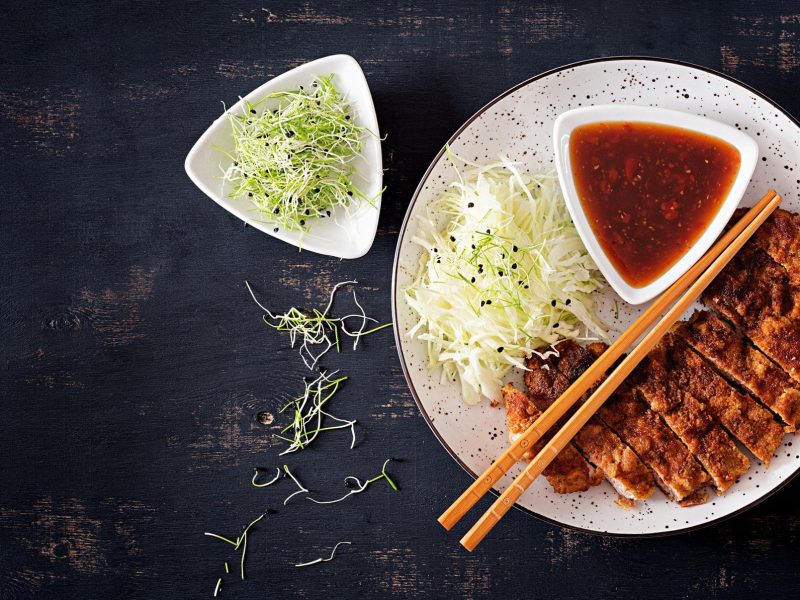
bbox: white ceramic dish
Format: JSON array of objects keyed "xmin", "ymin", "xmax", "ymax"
[
  {"xmin": 185, "ymin": 54, "xmax": 383, "ymax": 259},
  {"xmin": 553, "ymin": 105, "xmax": 759, "ymax": 304},
  {"xmin": 393, "ymin": 57, "xmax": 800, "ymax": 536}
]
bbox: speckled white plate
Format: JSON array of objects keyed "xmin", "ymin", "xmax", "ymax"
[{"xmin": 392, "ymin": 57, "xmax": 800, "ymax": 536}]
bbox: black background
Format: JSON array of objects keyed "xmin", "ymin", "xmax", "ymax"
[{"xmin": 2, "ymin": 1, "xmax": 800, "ymax": 598}]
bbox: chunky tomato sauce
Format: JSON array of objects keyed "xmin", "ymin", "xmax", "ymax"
[{"xmin": 570, "ymin": 121, "xmax": 741, "ymax": 287}]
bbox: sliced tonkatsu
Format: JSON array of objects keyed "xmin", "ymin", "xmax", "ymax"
[
  {"xmin": 630, "ymin": 342, "xmax": 750, "ymax": 493},
  {"xmin": 552, "ymin": 340, "xmax": 596, "ymax": 382},
  {"xmin": 502, "ymin": 383, "xmax": 602, "ymax": 493},
  {"xmin": 527, "ymin": 340, "xmax": 710, "ymax": 504},
  {"xmin": 584, "ymin": 343, "xmax": 711, "ymax": 504},
  {"xmin": 676, "ymin": 310, "xmax": 800, "ymax": 431},
  {"xmin": 597, "ymin": 386, "xmax": 709, "ymax": 504},
  {"xmin": 703, "ymin": 245, "xmax": 800, "ymax": 383},
  {"xmin": 659, "ymin": 332, "xmax": 784, "ymax": 465},
  {"xmin": 737, "ymin": 207, "xmax": 800, "ymax": 285},
  {"xmin": 524, "ymin": 347, "xmax": 655, "ymax": 503}
]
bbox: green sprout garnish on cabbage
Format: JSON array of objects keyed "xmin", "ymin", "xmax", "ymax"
[{"xmin": 405, "ymin": 150, "xmax": 608, "ymax": 405}]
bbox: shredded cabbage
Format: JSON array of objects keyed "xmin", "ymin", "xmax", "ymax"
[{"xmin": 405, "ymin": 151, "xmax": 608, "ymax": 405}]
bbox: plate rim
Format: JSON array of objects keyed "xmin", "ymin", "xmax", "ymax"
[{"xmin": 391, "ymin": 55, "xmax": 800, "ymax": 538}]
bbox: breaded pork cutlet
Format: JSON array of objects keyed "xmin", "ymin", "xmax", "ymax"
[
  {"xmin": 581, "ymin": 343, "xmax": 710, "ymax": 504},
  {"xmin": 737, "ymin": 207, "xmax": 800, "ymax": 285},
  {"xmin": 502, "ymin": 383, "xmax": 602, "ymax": 493},
  {"xmin": 524, "ymin": 346, "xmax": 655, "ymax": 503},
  {"xmin": 659, "ymin": 332, "xmax": 784, "ymax": 465},
  {"xmin": 703, "ymin": 245, "xmax": 800, "ymax": 383},
  {"xmin": 597, "ymin": 385, "xmax": 709, "ymax": 505},
  {"xmin": 631, "ymin": 341, "xmax": 750, "ymax": 493},
  {"xmin": 676, "ymin": 311, "xmax": 800, "ymax": 432}
]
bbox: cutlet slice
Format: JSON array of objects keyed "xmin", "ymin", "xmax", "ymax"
[
  {"xmin": 524, "ymin": 348, "xmax": 655, "ymax": 502},
  {"xmin": 631, "ymin": 342, "xmax": 750, "ymax": 493},
  {"xmin": 577, "ymin": 342, "xmax": 709, "ymax": 503},
  {"xmin": 502, "ymin": 384, "xmax": 602, "ymax": 493},
  {"xmin": 598, "ymin": 385, "xmax": 710, "ymax": 503},
  {"xmin": 703, "ymin": 246, "xmax": 800, "ymax": 382},
  {"xmin": 736, "ymin": 207, "xmax": 800, "ymax": 285},
  {"xmin": 676, "ymin": 310, "xmax": 800, "ymax": 431},
  {"xmin": 551, "ymin": 340, "xmax": 596, "ymax": 382},
  {"xmin": 659, "ymin": 332, "xmax": 784, "ymax": 465}
]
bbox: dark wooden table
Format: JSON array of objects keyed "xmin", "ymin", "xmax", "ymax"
[{"xmin": 3, "ymin": 2, "xmax": 800, "ymax": 598}]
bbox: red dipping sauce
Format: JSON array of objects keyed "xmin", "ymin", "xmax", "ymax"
[{"xmin": 570, "ymin": 121, "xmax": 741, "ymax": 287}]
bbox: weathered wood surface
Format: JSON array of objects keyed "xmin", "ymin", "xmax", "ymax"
[{"xmin": 2, "ymin": 1, "xmax": 800, "ymax": 598}]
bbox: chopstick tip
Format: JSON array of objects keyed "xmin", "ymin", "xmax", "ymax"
[{"xmin": 437, "ymin": 514, "xmax": 455, "ymax": 531}]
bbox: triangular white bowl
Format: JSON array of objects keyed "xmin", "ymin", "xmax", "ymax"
[
  {"xmin": 553, "ymin": 104, "xmax": 758, "ymax": 304},
  {"xmin": 185, "ymin": 54, "xmax": 383, "ymax": 259}
]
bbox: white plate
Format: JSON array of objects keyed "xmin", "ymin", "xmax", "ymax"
[
  {"xmin": 554, "ymin": 104, "xmax": 759, "ymax": 305},
  {"xmin": 392, "ymin": 57, "xmax": 800, "ymax": 536},
  {"xmin": 185, "ymin": 54, "xmax": 383, "ymax": 259}
]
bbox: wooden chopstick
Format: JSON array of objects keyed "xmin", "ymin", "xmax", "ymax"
[
  {"xmin": 458, "ymin": 191, "xmax": 781, "ymax": 551},
  {"xmin": 438, "ymin": 189, "xmax": 779, "ymax": 533}
]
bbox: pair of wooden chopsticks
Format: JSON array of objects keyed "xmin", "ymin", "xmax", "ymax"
[{"xmin": 439, "ymin": 189, "xmax": 781, "ymax": 551}]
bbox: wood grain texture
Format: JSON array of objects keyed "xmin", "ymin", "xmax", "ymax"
[{"xmin": 2, "ymin": 1, "xmax": 800, "ymax": 598}]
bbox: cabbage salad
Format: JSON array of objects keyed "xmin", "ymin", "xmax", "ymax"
[{"xmin": 405, "ymin": 151, "xmax": 608, "ymax": 404}]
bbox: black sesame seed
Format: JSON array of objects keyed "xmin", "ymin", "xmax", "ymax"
[
  {"xmin": 347, "ymin": 191, "xmax": 353, "ymax": 196},
  {"xmin": 512, "ymin": 245, "xmax": 519, "ymax": 252},
  {"xmin": 497, "ymin": 347, "xmax": 504, "ymax": 353},
  {"xmin": 470, "ymin": 277, "xmax": 476, "ymax": 283},
  {"xmin": 273, "ymin": 227, "xmax": 279, "ymax": 232},
  {"xmin": 345, "ymin": 115, "xmax": 351, "ymax": 120},
  {"xmin": 565, "ymin": 299, "xmax": 571, "ymax": 305},
  {"xmin": 486, "ymin": 300, "xmax": 492, "ymax": 305},
  {"xmin": 467, "ymin": 202, "xmax": 475, "ymax": 208},
  {"xmin": 273, "ymin": 208, "xmax": 279, "ymax": 214},
  {"xmin": 480, "ymin": 300, "xmax": 485, "ymax": 307},
  {"xmin": 498, "ymin": 270, "xmax": 504, "ymax": 277},
  {"xmin": 250, "ymin": 109, "xmax": 256, "ymax": 114},
  {"xmin": 553, "ymin": 322, "xmax": 559, "ymax": 328},
  {"xmin": 551, "ymin": 300, "xmax": 557, "ymax": 307},
  {"xmin": 511, "ymin": 263, "xmax": 517, "ymax": 269},
  {"xmin": 300, "ymin": 219, "xmax": 305, "ymax": 226},
  {"xmin": 286, "ymin": 131, "xmax": 294, "ymax": 137},
  {"xmin": 450, "ymin": 235, "xmax": 456, "ymax": 242}
]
